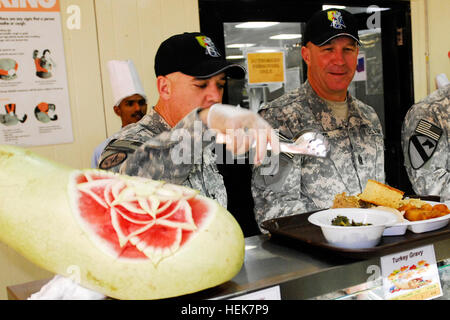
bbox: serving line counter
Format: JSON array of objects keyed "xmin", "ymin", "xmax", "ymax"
[{"xmin": 7, "ymin": 234, "xmax": 450, "ymax": 300}]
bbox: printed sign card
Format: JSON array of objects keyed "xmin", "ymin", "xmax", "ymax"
[
  {"xmin": 229, "ymin": 286, "xmax": 281, "ymax": 300},
  {"xmin": 246, "ymin": 51, "xmax": 285, "ymax": 85},
  {"xmin": 380, "ymin": 245, "xmax": 442, "ymax": 300}
]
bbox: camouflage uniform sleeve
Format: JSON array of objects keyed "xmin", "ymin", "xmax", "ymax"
[
  {"xmin": 101, "ymin": 109, "xmax": 213, "ymax": 185},
  {"xmin": 251, "ymin": 103, "xmax": 311, "ymax": 231},
  {"xmin": 401, "ymin": 88, "xmax": 450, "ymax": 200},
  {"xmin": 252, "ymin": 154, "xmax": 310, "ymax": 230}
]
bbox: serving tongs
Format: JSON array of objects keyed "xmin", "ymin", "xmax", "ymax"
[{"xmin": 216, "ymin": 130, "xmax": 330, "ymax": 158}]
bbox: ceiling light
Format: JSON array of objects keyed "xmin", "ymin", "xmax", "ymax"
[
  {"xmin": 322, "ymin": 5, "xmax": 346, "ymax": 10},
  {"xmin": 254, "ymin": 49, "xmax": 279, "ymax": 53},
  {"xmin": 226, "ymin": 43, "xmax": 255, "ymax": 48},
  {"xmin": 235, "ymin": 22, "xmax": 280, "ymax": 29},
  {"xmin": 226, "ymin": 55, "xmax": 245, "ymax": 60},
  {"xmin": 269, "ymin": 34, "xmax": 302, "ymax": 40}
]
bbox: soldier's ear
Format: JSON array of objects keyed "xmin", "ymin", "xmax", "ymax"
[
  {"xmin": 301, "ymin": 46, "xmax": 311, "ymax": 66},
  {"xmin": 157, "ymin": 75, "xmax": 171, "ymax": 100}
]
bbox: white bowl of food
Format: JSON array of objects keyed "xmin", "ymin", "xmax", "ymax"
[{"xmin": 308, "ymin": 208, "xmax": 399, "ymax": 249}]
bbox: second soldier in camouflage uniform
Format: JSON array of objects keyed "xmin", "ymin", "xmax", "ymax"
[
  {"xmin": 252, "ymin": 8, "xmax": 385, "ymax": 228},
  {"xmin": 401, "ymin": 83, "xmax": 450, "ymax": 201}
]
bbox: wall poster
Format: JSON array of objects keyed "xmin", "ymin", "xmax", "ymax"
[{"xmin": 0, "ymin": 0, "xmax": 73, "ymax": 146}]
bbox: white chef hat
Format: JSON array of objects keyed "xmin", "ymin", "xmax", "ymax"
[{"xmin": 107, "ymin": 59, "xmax": 147, "ymax": 107}]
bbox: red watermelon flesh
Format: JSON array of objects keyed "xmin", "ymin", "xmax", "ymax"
[{"xmin": 72, "ymin": 171, "xmax": 212, "ymax": 264}]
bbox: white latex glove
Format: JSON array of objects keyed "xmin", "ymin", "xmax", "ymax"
[
  {"xmin": 28, "ymin": 275, "xmax": 106, "ymax": 300},
  {"xmin": 205, "ymin": 103, "xmax": 279, "ymax": 165}
]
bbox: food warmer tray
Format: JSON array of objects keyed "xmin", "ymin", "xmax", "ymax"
[{"xmin": 260, "ymin": 210, "xmax": 450, "ymax": 260}]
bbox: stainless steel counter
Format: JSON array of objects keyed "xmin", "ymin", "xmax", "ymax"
[
  {"xmin": 7, "ymin": 234, "xmax": 450, "ymax": 300},
  {"xmin": 183, "ymin": 234, "xmax": 450, "ymax": 300}
]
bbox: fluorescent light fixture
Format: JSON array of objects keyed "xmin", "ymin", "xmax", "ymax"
[
  {"xmin": 255, "ymin": 49, "xmax": 279, "ymax": 53},
  {"xmin": 367, "ymin": 6, "xmax": 390, "ymax": 12},
  {"xmin": 226, "ymin": 55, "xmax": 244, "ymax": 60},
  {"xmin": 270, "ymin": 34, "xmax": 302, "ymax": 40},
  {"xmin": 235, "ymin": 22, "xmax": 280, "ymax": 29},
  {"xmin": 226, "ymin": 43, "xmax": 255, "ymax": 48},
  {"xmin": 322, "ymin": 5, "xmax": 346, "ymax": 10}
]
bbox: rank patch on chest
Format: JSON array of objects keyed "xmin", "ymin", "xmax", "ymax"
[{"xmin": 408, "ymin": 119, "xmax": 442, "ymax": 169}]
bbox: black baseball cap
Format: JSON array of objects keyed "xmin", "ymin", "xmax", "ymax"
[
  {"xmin": 303, "ymin": 8, "xmax": 361, "ymax": 46},
  {"xmin": 154, "ymin": 32, "xmax": 245, "ymax": 79}
]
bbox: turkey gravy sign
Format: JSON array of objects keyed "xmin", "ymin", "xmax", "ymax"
[
  {"xmin": 380, "ymin": 245, "xmax": 443, "ymax": 300},
  {"xmin": 0, "ymin": 0, "xmax": 73, "ymax": 146}
]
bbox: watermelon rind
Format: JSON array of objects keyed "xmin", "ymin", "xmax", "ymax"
[{"xmin": 0, "ymin": 145, "xmax": 245, "ymax": 300}]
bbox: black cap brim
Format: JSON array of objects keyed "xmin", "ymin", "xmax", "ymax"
[
  {"xmin": 314, "ymin": 33, "xmax": 362, "ymax": 47},
  {"xmin": 183, "ymin": 60, "xmax": 246, "ymax": 79}
]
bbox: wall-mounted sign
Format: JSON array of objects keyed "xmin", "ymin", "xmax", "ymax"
[
  {"xmin": 246, "ymin": 51, "xmax": 285, "ymax": 85},
  {"xmin": 0, "ymin": 0, "xmax": 73, "ymax": 146}
]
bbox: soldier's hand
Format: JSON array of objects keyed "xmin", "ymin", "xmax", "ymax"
[{"xmin": 201, "ymin": 103, "xmax": 279, "ymax": 165}]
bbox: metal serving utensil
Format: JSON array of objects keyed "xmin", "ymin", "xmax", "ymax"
[{"xmin": 216, "ymin": 130, "xmax": 330, "ymax": 158}]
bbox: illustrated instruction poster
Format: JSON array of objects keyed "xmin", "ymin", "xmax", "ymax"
[{"xmin": 0, "ymin": 0, "xmax": 73, "ymax": 146}]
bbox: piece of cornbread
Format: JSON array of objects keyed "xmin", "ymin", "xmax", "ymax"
[{"xmin": 359, "ymin": 179, "xmax": 405, "ymax": 208}]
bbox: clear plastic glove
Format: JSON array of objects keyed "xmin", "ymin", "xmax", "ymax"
[
  {"xmin": 205, "ymin": 103, "xmax": 279, "ymax": 165},
  {"xmin": 28, "ymin": 275, "xmax": 106, "ymax": 300}
]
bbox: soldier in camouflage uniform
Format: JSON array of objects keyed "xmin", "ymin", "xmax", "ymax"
[
  {"xmin": 99, "ymin": 105, "xmax": 230, "ymax": 207},
  {"xmin": 401, "ymin": 83, "xmax": 450, "ymax": 201},
  {"xmin": 99, "ymin": 32, "xmax": 277, "ymax": 209},
  {"xmin": 252, "ymin": 8, "xmax": 385, "ymax": 228}
]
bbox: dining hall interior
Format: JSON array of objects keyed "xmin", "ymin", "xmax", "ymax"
[{"xmin": 0, "ymin": 0, "xmax": 449, "ymax": 300}]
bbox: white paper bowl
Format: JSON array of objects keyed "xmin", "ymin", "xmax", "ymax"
[{"xmin": 308, "ymin": 208, "xmax": 399, "ymax": 249}]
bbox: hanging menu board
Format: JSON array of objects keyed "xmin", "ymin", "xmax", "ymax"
[{"xmin": 0, "ymin": 0, "xmax": 73, "ymax": 146}]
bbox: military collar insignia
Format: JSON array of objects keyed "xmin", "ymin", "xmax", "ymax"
[{"xmin": 408, "ymin": 119, "xmax": 443, "ymax": 169}]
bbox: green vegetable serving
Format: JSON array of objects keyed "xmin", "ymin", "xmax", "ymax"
[{"xmin": 331, "ymin": 215, "xmax": 372, "ymax": 226}]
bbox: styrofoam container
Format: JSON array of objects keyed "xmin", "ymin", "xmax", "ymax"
[
  {"xmin": 308, "ymin": 208, "xmax": 398, "ymax": 249},
  {"xmin": 382, "ymin": 200, "xmax": 450, "ymax": 235},
  {"xmin": 368, "ymin": 206, "xmax": 408, "ymax": 236},
  {"xmin": 407, "ymin": 214, "xmax": 450, "ymax": 233},
  {"xmin": 382, "ymin": 222, "xmax": 408, "ymax": 236}
]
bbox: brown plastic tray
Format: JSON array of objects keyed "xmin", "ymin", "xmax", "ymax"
[{"xmin": 260, "ymin": 209, "xmax": 450, "ymax": 260}]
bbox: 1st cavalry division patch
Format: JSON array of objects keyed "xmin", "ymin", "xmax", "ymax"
[{"xmin": 408, "ymin": 119, "xmax": 443, "ymax": 169}]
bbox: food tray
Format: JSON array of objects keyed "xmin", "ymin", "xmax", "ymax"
[{"xmin": 260, "ymin": 210, "xmax": 450, "ymax": 260}]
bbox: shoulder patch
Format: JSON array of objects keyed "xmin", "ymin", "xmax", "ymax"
[
  {"xmin": 414, "ymin": 119, "xmax": 442, "ymax": 141},
  {"xmin": 99, "ymin": 152, "xmax": 127, "ymax": 170},
  {"xmin": 104, "ymin": 139, "xmax": 143, "ymax": 153},
  {"xmin": 408, "ymin": 119, "xmax": 443, "ymax": 170}
]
